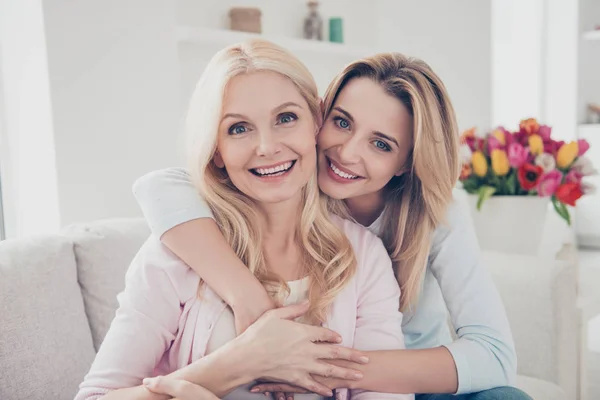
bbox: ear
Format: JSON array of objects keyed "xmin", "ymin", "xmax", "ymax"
[{"xmin": 213, "ymin": 152, "xmax": 225, "ymax": 168}]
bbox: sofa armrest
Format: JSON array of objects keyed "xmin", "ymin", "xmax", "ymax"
[{"xmin": 483, "ymin": 251, "xmax": 578, "ymax": 399}]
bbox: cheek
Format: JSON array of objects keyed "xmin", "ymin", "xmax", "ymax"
[
  {"xmin": 317, "ymin": 124, "xmax": 342, "ymax": 149},
  {"xmin": 365, "ymin": 155, "xmax": 400, "ymax": 183},
  {"xmin": 217, "ymin": 141, "xmax": 248, "ymax": 172}
]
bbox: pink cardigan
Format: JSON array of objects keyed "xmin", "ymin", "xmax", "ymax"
[{"xmin": 75, "ymin": 216, "xmax": 412, "ymax": 400}]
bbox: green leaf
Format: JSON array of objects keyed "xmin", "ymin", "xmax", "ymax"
[
  {"xmin": 477, "ymin": 186, "xmax": 496, "ymax": 211},
  {"xmin": 551, "ymin": 196, "xmax": 572, "ymax": 226},
  {"xmin": 507, "ymin": 172, "xmax": 517, "ymax": 195},
  {"xmin": 461, "ymin": 177, "xmax": 479, "ymax": 194}
]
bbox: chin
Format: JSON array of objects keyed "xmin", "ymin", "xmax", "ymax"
[
  {"xmin": 318, "ymin": 178, "xmax": 348, "ymax": 200},
  {"xmin": 251, "ymin": 189, "xmax": 302, "ymax": 204}
]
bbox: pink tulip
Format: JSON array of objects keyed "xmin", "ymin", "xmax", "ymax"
[
  {"xmin": 487, "ymin": 135, "xmax": 504, "ymax": 153},
  {"xmin": 565, "ymin": 169, "xmax": 584, "ymax": 184},
  {"xmin": 507, "ymin": 142, "xmax": 528, "ymax": 168},
  {"xmin": 578, "ymin": 139, "xmax": 590, "ymax": 157},
  {"xmin": 538, "ymin": 125, "xmax": 552, "ymax": 140},
  {"xmin": 537, "ymin": 170, "xmax": 562, "ymax": 197}
]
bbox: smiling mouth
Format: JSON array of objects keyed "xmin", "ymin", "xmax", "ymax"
[
  {"xmin": 250, "ymin": 160, "xmax": 296, "ymax": 177},
  {"xmin": 327, "ymin": 157, "xmax": 361, "ymax": 180}
]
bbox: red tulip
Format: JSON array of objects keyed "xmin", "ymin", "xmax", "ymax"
[
  {"xmin": 518, "ymin": 163, "xmax": 544, "ymax": 191},
  {"xmin": 555, "ymin": 182, "xmax": 583, "ymax": 206}
]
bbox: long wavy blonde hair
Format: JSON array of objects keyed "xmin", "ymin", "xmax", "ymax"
[
  {"xmin": 185, "ymin": 39, "xmax": 356, "ymax": 324},
  {"xmin": 323, "ymin": 53, "xmax": 460, "ymax": 311}
]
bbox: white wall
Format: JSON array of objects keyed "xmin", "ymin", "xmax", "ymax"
[
  {"xmin": 376, "ymin": 0, "xmax": 492, "ymax": 131},
  {"xmin": 0, "ymin": 0, "xmax": 61, "ymax": 238},
  {"xmin": 43, "ymin": 0, "xmax": 181, "ymax": 227},
  {"xmin": 543, "ymin": 0, "xmax": 578, "ymax": 141},
  {"xmin": 491, "ymin": 0, "xmax": 544, "ymax": 129},
  {"xmin": 578, "ymin": 0, "xmax": 600, "ymax": 124}
]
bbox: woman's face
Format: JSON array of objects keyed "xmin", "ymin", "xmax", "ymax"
[
  {"xmin": 317, "ymin": 77, "xmax": 413, "ymax": 201},
  {"xmin": 215, "ymin": 71, "xmax": 317, "ymax": 205}
]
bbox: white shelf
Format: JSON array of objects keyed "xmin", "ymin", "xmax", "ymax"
[
  {"xmin": 176, "ymin": 26, "xmax": 371, "ymax": 59},
  {"xmin": 582, "ymin": 30, "xmax": 600, "ymax": 41}
]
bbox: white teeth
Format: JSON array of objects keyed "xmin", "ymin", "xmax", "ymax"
[
  {"xmin": 254, "ymin": 161, "xmax": 293, "ymax": 176},
  {"xmin": 330, "ymin": 161, "xmax": 357, "ymax": 179}
]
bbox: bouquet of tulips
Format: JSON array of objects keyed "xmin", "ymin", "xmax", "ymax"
[{"xmin": 460, "ymin": 118, "xmax": 597, "ymax": 225}]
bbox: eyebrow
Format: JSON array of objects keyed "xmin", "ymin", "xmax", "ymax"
[
  {"xmin": 221, "ymin": 102, "xmax": 303, "ymax": 123},
  {"xmin": 332, "ymin": 106, "xmax": 399, "ymax": 147},
  {"xmin": 374, "ymin": 131, "xmax": 399, "ymax": 147}
]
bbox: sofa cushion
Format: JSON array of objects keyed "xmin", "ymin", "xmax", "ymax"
[
  {"xmin": 516, "ymin": 375, "xmax": 566, "ymax": 400},
  {"xmin": 0, "ymin": 235, "xmax": 96, "ymax": 400},
  {"xmin": 62, "ymin": 218, "xmax": 150, "ymax": 351},
  {"xmin": 483, "ymin": 251, "xmax": 578, "ymax": 397}
]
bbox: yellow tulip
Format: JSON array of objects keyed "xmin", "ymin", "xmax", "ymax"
[
  {"xmin": 491, "ymin": 149, "xmax": 510, "ymax": 176},
  {"xmin": 492, "ymin": 129, "xmax": 506, "ymax": 145},
  {"xmin": 472, "ymin": 151, "xmax": 488, "ymax": 177},
  {"xmin": 556, "ymin": 141, "xmax": 579, "ymax": 169},
  {"xmin": 528, "ymin": 134, "xmax": 543, "ymax": 155}
]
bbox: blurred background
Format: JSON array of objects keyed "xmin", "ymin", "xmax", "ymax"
[
  {"xmin": 0, "ymin": 0, "xmax": 598, "ymax": 237},
  {"xmin": 0, "ymin": 1, "xmax": 599, "ymax": 398}
]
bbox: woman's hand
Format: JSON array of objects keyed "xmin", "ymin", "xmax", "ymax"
[
  {"xmin": 251, "ymin": 359, "xmax": 363, "ymax": 395},
  {"xmin": 143, "ymin": 376, "xmax": 220, "ymax": 400},
  {"xmin": 237, "ymin": 301, "xmax": 369, "ymax": 397}
]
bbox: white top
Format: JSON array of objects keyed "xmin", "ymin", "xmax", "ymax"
[
  {"xmin": 207, "ymin": 277, "xmax": 323, "ymax": 400},
  {"xmin": 132, "ymin": 167, "xmax": 518, "ymax": 394}
]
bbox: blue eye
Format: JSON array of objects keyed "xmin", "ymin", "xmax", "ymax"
[
  {"xmin": 278, "ymin": 113, "xmax": 298, "ymax": 124},
  {"xmin": 334, "ymin": 117, "xmax": 350, "ymax": 130},
  {"xmin": 228, "ymin": 124, "xmax": 248, "ymax": 135},
  {"xmin": 374, "ymin": 140, "xmax": 391, "ymax": 152}
]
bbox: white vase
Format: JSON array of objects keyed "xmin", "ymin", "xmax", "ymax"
[{"xmin": 467, "ymin": 195, "xmax": 550, "ymax": 255}]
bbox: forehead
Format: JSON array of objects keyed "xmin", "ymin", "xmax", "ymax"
[
  {"xmin": 222, "ymin": 71, "xmax": 307, "ymax": 113},
  {"xmin": 334, "ymin": 77, "xmax": 411, "ymax": 133}
]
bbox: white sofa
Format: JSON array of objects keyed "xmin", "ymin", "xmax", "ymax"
[{"xmin": 0, "ymin": 219, "xmax": 578, "ymax": 400}]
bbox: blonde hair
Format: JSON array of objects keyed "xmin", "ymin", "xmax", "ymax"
[
  {"xmin": 185, "ymin": 39, "xmax": 356, "ymax": 324},
  {"xmin": 323, "ymin": 53, "xmax": 460, "ymax": 311}
]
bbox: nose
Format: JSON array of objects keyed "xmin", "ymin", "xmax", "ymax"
[
  {"xmin": 337, "ymin": 134, "xmax": 361, "ymax": 164},
  {"xmin": 256, "ymin": 128, "xmax": 281, "ymax": 158}
]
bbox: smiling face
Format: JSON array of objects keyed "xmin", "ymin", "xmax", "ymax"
[
  {"xmin": 214, "ymin": 71, "xmax": 317, "ymax": 205},
  {"xmin": 317, "ymin": 77, "xmax": 414, "ymax": 203}
]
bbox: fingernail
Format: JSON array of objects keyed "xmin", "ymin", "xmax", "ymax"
[
  {"xmin": 359, "ymin": 356, "xmax": 369, "ymax": 363},
  {"xmin": 336, "ymin": 336, "xmax": 342, "ymax": 343},
  {"xmin": 327, "ymin": 391, "xmax": 333, "ymax": 397},
  {"xmin": 250, "ymin": 387, "xmax": 260, "ymax": 393},
  {"xmin": 278, "ymin": 396, "xmax": 285, "ymax": 400},
  {"xmin": 264, "ymin": 393, "xmax": 270, "ymax": 397},
  {"xmin": 288, "ymin": 397, "xmax": 293, "ymax": 400},
  {"xmin": 142, "ymin": 378, "xmax": 151, "ymax": 386},
  {"xmin": 354, "ymin": 372, "xmax": 364, "ymax": 379}
]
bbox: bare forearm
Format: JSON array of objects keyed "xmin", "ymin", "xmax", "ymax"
[
  {"xmin": 354, "ymin": 347, "xmax": 458, "ymax": 394},
  {"xmin": 101, "ymin": 336, "xmax": 256, "ymax": 399},
  {"xmin": 100, "ymin": 386, "xmax": 168, "ymax": 400},
  {"xmin": 168, "ymin": 335, "xmax": 257, "ymax": 397},
  {"xmin": 161, "ymin": 218, "xmax": 270, "ymax": 309}
]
